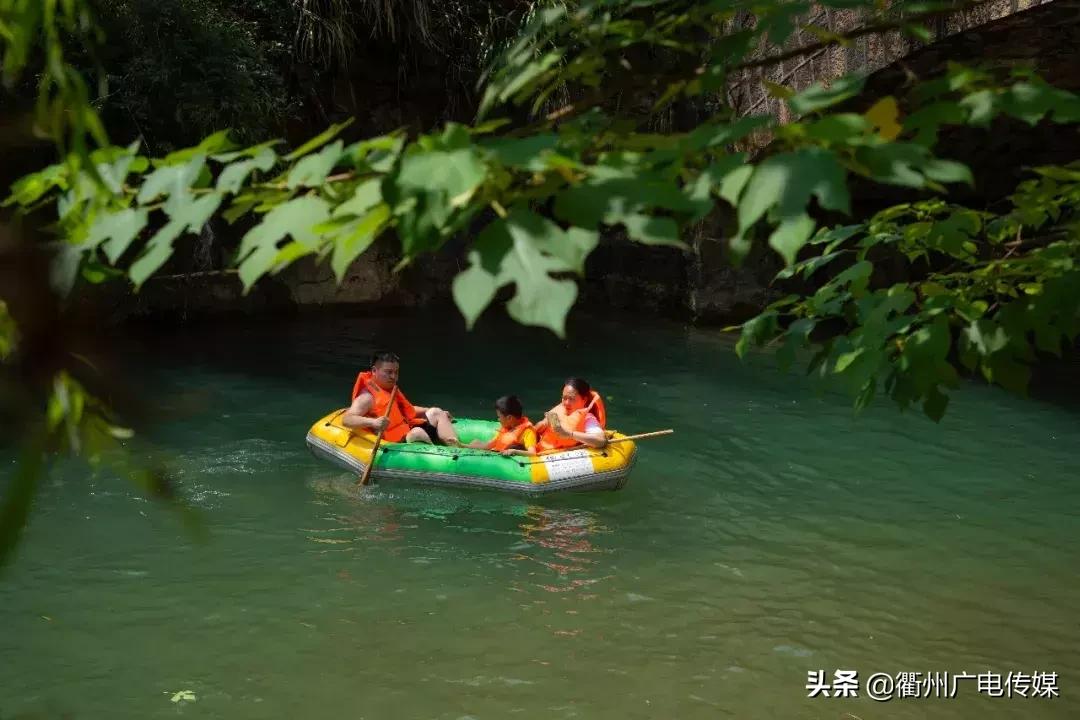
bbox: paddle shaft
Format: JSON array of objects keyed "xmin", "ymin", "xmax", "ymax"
[
  {"xmin": 357, "ymin": 385, "xmax": 398, "ymax": 486},
  {"xmin": 535, "ymin": 428, "xmax": 674, "ymax": 455},
  {"xmin": 603, "ymin": 429, "xmax": 673, "ymax": 444}
]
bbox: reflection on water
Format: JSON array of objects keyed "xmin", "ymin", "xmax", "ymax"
[{"xmin": 514, "ymin": 506, "xmax": 611, "ymax": 594}]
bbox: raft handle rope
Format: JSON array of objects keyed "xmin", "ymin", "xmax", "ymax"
[
  {"xmin": 325, "ymin": 408, "xmax": 348, "ymax": 427},
  {"xmin": 375, "ymin": 444, "xmax": 592, "ymax": 466}
]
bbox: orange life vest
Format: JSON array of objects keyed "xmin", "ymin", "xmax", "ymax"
[
  {"xmin": 537, "ymin": 391, "xmax": 606, "ymax": 450},
  {"xmin": 350, "ymin": 371, "xmax": 425, "ymax": 443},
  {"xmin": 491, "ymin": 416, "xmax": 535, "ymax": 452}
]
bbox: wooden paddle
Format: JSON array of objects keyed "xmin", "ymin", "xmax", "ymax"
[
  {"xmin": 357, "ymin": 385, "xmax": 398, "ymax": 487},
  {"xmin": 603, "ymin": 429, "xmax": 673, "ymax": 444},
  {"xmin": 534, "ymin": 428, "xmax": 674, "ymax": 456}
]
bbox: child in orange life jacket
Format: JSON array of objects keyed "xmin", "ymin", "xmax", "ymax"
[{"xmin": 466, "ymin": 395, "xmax": 538, "ymax": 457}]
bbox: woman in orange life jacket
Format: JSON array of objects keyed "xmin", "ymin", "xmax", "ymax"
[
  {"xmin": 534, "ymin": 377, "xmax": 607, "ymax": 451},
  {"xmin": 341, "ymin": 350, "xmax": 461, "ymax": 446},
  {"xmin": 465, "ymin": 395, "xmax": 538, "ymax": 457}
]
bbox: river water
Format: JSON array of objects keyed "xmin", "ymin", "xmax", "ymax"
[{"xmin": 2, "ymin": 310, "xmax": 1077, "ymax": 718}]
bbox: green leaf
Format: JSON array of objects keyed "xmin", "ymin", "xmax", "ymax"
[
  {"xmin": 553, "ymin": 167, "xmax": 699, "ymax": 231},
  {"xmin": 284, "ymin": 120, "xmax": 352, "ymax": 161},
  {"xmin": 0, "ymin": 439, "xmax": 43, "ymax": 571},
  {"xmin": 348, "ymin": 134, "xmax": 405, "ymax": 173},
  {"xmin": 835, "ymin": 348, "xmax": 865, "ymax": 373},
  {"xmin": 87, "ymin": 208, "xmax": 148, "ymax": 263},
  {"xmin": 803, "ymin": 114, "xmax": 870, "ymax": 144},
  {"xmin": 211, "ymin": 139, "xmax": 281, "ymax": 163},
  {"xmin": 964, "ymin": 319, "xmax": 1009, "ymax": 355},
  {"xmin": 738, "ymin": 148, "xmax": 851, "ymax": 233},
  {"xmin": 833, "ymin": 260, "xmax": 874, "ymax": 296},
  {"xmin": 217, "ymin": 148, "xmax": 276, "ymax": 194},
  {"xmin": 238, "ymin": 196, "xmax": 331, "ymax": 291},
  {"xmin": 137, "ymin": 156, "xmax": 206, "ymax": 205},
  {"xmin": 923, "ymin": 159, "xmax": 973, "ymax": 186},
  {"xmin": 768, "ymin": 213, "xmax": 816, "ymax": 266},
  {"xmin": 166, "ymin": 193, "xmax": 222, "ymax": 234},
  {"xmin": 465, "ymin": 214, "xmax": 584, "ymax": 336},
  {"xmin": 452, "ymin": 253, "xmax": 500, "ymax": 329},
  {"xmin": 6, "ymin": 163, "xmax": 66, "ymax": 207},
  {"xmin": 777, "ymin": 318, "xmax": 816, "ymax": 372},
  {"xmin": 684, "ymin": 117, "xmax": 770, "ymax": 150},
  {"xmin": 904, "ymin": 102, "xmax": 966, "ymax": 146},
  {"xmin": 788, "ymin": 74, "xmax": 866, "ymax": 115},
  {"xmin": 621, "ymin": 214, "xmax": 685, "ymax": 249},
  {"xmin": 922, "ymin": 386, "xmax": 949, "ymax": 422},
  {"xmin": 718, "ymin": 164, "xmax": 753, "ymax": 207},
  {"xmin": 776, "ymin": 249, "xmax": 846, "ymax": 280},
  {"xmin": 483, "ymin": 134, "xmax": 558, "ymax": 170},
  {"xmin": 855, "ymin": 143, "xmax": 932, "ymax": 188},
  {"xmin": 391, "ymin": 146, "xmax": 487, "ymax": 253},
  {"xmin": 959, "ymin": 89, "xmax": 996, "ymax": 126},
  {"xmin": 903, "ymin": 22, "xmax": 934, "ymax": 43},
  {"xmin": 984, "ymin": 354, "xmax": 1031, "ymax": 394},
  {"xmin": 163, "ymin": 131, "xmax": 235, "ymax": 164},
  {"xmin": 735, "ymin": 311, "xmax": 779, "ymax": 358},
  {"xmin": 854, "ymin": 378, "xmax": 877, "ymax": 413},
  {"xmin": 330, "ymin": 203, "xmax": 391, "ymax": 281},
  {"xmin": 499, "ymin": 234, "xmax": 578, "ymax": 336},
  {"xmin": 287, "ymin": 140, "xmax": 345, "ymax": 189},
  {"xmin": 130, "ymin": 221, "xmax": 186, "ymax": 288},
  {"xmin": 506, "ymin": 273, "xmax": 577, "ymax": 338},
  {"xmin": 333, "ymin": 179, "xmax": 383, "ymax": 218},
  {"xmin": 686, "ymin": 154, "xmax": 747, "ymax": 219},
  {"xmin": 50, "ymin": 243, "xmax": 84, "ymax": 297}
]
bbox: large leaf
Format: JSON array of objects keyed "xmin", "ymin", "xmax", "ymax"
[
  {"xmin": 88, "ymin": 208, "xmax": 148, "ymax": 263},
  {"xmin": 167, "ymin": 193, "xmax": 222, "ymax": 234},
  {"xmin": 739, "ymin": 148, "xmax": 851, "ymax": 232},
  {"xmin": 456, "ymin": 213, "xmax": 583, "ymax": 336},
  {"xmin": 329, "ymin": 203, "xmax": 391, "ymax": 281},
  {"xmin": 736, "ymin": 148, "xmax": 850, "ymax": 263},
  {"xmin": 137, "ymin": 156, "xmax": 206, "ymax": 205},
  {"xmin": 788, "ymin": 74, "xmax": 866, "ymax": 115},
  {"xmin": 287, "ymin": 140, "xmax": 345, "ymax": 189},
  {"xmin": 217, "ymin": 148, "xmax": 276, "ymax": 194},
  {"xmin": 500, "ymin": 207, "xmax": 597, "ymax": 275},
  {"xmin": 395, "ymin": 148, "xmax": 486, "ymax": 204},
  {"xmin": 129, "ymin": 221, "xmax": 186, "ymax": 288},
  {"xmin": 452, "ymin": 253, "xmax": 500, "ymax": 329},
  {"xmin": 504, "ymin": 257, "xmax": 578, "ymax": 337},
  {"xmin": 768, "ymin": 213, "xmax": 816, "ymax": 266},
  {"xmin": 390, "ymin": 146, "xmax": 488, "ymax": 254},
  {"xmin": 237, "ymin": 196, "xmax": 331, "ymax": 290},
  {"xmin": 482, "ymin": 134, "xmax": 559, "ymax": 170},
  {"xmin": 284, "ymin": 120, "xmax": 352, "ymax": 161},
  {"xmin": 333, "ymin": 179, "xmax": 383, "ymax": 219}
]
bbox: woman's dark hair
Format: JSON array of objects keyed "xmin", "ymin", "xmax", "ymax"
[
  {"xmin": 495, "ymin": 395, "xmax": 524, "ymax": 418},
  {"xmin": 371, "ymin": 350, "xmax": 401, "ymax": 367},
  {"xmin": 564, "ymin": 377, "xmax": 591, "ymax": 399}
]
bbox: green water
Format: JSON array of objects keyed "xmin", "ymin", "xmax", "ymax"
[{"xmin": 2, "ymin": 311, "xmax": 1078, "ymax": 719}]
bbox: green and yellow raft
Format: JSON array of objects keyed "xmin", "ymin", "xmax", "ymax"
[{"xmin": 306, "ymin": 410, "xmax": 638, "ymax": 494}]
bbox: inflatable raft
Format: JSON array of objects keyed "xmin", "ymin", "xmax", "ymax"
[{"xmin": 305, "ymin": 410, "xmax": 637, "ymax": 494}]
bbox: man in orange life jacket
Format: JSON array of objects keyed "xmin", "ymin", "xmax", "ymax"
[{"xmin": 341, "ymin": 351, "xmax": 461, "ymax": 446}]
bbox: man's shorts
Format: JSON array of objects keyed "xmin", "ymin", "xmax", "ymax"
[{"xmin": 413, "ymin": 420, "xmax": 445, "ymax": 446}]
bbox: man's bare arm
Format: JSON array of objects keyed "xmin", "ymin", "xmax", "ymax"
[{"xmin": 341, "ymin": 393, "xmax": 386, "ymax": 432}]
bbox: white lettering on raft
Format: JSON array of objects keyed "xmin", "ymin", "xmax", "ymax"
[{"xmin": 543, "ymin": 449, "xmax": 596, "ymax": 481}]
